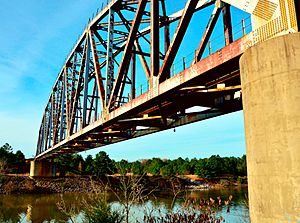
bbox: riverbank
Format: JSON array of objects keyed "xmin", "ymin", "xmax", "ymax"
[
  {"xmin": 0, "ymin": 175, "xmax": 114, "ymax": 194},
  {"xmin": 0, "ymin": 175, "xmax": 246, "ymax": 194}
]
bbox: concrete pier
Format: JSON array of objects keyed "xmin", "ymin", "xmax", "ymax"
[
  {"xmin": 240, "ymin": 33, "xmax": 300, "ymax": 222},
  {"xmin": 30, "ymin": 160, "xmax": 54, "ymax": 177}
]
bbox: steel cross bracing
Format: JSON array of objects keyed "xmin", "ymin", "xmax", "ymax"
[{"xmin": 35, "ymin": 0, "xmax": 299, "ymax": 159}]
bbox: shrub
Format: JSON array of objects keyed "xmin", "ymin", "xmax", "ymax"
[
  {"xmin": 144, "ymin": 195, "xmax": 233, "ymax": 223},
  {"xmin": 83, "ymin": 200, "xmax": 124, "ymax": 223},
  {"xmin": 237, "ymin": 176, "xmax": 247, "ymax": 184}
]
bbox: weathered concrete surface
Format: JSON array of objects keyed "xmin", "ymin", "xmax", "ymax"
[
  {"xmin": 30, "ymin": 160, "xmax": 54, "ymax": 177},
  {"xmin": 240, "ymin": 33, "xmax": 300, "ymax": 222}
]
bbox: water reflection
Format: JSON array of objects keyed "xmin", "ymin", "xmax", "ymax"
[
  {"xmin": 0, "ymin": 187, "xmax": 249, "ymax": 223},
  {"xmin": 0, "ymin": 193, "xmax": 81, "ymax": 222}
]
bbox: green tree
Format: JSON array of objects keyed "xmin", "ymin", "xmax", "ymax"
[
  {"xmin": 175, "ymin": 158, "xmax": 191, "ymax": 175},
  {"xmin": 237, "ymin": 155, "xmax": 247, "ymax": 176},
  {"xmin": 0, "ymin": 143, "xmax": 18, "ymax": 173},
  {"xmin": 85, "ymin": 155, "xmax": 94, "ymax": 174},
  {"xmin": 0, "ymin": 143, "xmax": 12, "ymax": 173},
  {"xmin": 144, "ymin": 158, "xmax": 165, "ymax": 176},
  {"xmin": 14, "ymin": 150, "xmax": 26, "ymax": 173},
  {"xmin": 195, "ymin": 158, "xmax": 208, "ymax": 178},
  {"xmin": 131, "ymin": 161, "xmax": 143, "ymax": 175},
  {"xmin": 223, "ymin": 157, "xmax": 238, "ymax": 175},
  {"xmin": 189, "ymin": 158, "xmax": 199, "ymax": 174},
  {"xmin": 54, "ymin": 154, "xmax": 86, "ymax": 175},
  {"xmin": 195, "ymin": 156, "xmax": 222, "ymax": 179},
  {"xmin": 0, "ymin": 143, "xmax": 13, "ymax": 154},
  {"xmin": 93, "ymin": 151, "xmax": 114, "ymax": 176},
  {"xmin": 115, "ymin": 159, "xmax": 130, "ymax": 175},
  {"xmin": 160, "ymin": 163, "xmax": 175, "ymax": 177},
  {"xmin": 53, "ymin": 154, "xmax": 74, "ymax": 176},
  {"xmin": 72, "ymin": 154, "xmax": 84, "ymax": 173}
]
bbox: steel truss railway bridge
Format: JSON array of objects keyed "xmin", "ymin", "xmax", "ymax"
[
  {"xmin": 30, "ymin": 0, "xmax": 300, "ymax": 221},
  {"xmin": 34, "ymin": 0, "xmax": 299, "ymax": 160}
]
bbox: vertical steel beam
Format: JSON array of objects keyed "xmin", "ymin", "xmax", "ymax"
[
  {"xmin": 161, "ymin": 0, "xmax": 167, "ymax": 17},
  {"xmin": 93, "ymin": 30, "xmax": 120, "ymax": 66},
  {"xmin": 134, "ymin": 40, "xmax": 151, "ymax": 81},
  {"xmin": 131, "ymin": 45, "xmax": 136, "ymax": 99},
  {"xmin": 151, "ymin": 0, "xmax": 160, "ymax": 78},
  {"xmin": 44, "ymin": 112, "xmax": 49, "ymax": 152},
  {"xmin": 49, "ymin": 97, "xmax": 55, "ymax": 148},
  {"xmin": 194, "ymin": 5, "xmax": 222, "ymax": 63},
  {"xmin": 59, "ymin": 68, "xmax": 66, "ymax": 141},
  {"xmin": 105, "ymin": 9, "xmax": 115, "ymax": 107},
  {"xmin": 50, "ymin": 93, "xmax": 55, "ymax": 146},
  {"xmin": 41, "ymin": 115, "xmax": 46, "ymax": 153},
  {"xmin": 68, "ymin": 52, "xmax": 78, "ymax": 133},
  {"xmin": 159, "ymin": 0, "xmax": 199, "ymax": 82},
  {"xmin": 53, "ymin": 82, "xmax": 62, "ymax": 144},
  {"xmin": 36, "ymin": 126, "xmax": 42, "ymax": 155},
  {"xmin": 75, "ymin": 106, "xmax": 79, "ymax": 133},
  {"xmin": 164, "ymin": 18, "xmax": 170, "ymax": 79},
  {"xmin": 161, "ymin": 0, "xmax": 169, "ymax": 55},
  {"xmin": 82, "ymin": 33, "xmax": 91, "ymax": 128},
  {"xmin": 116, "ymin": 11, "xmax": 151, "ymax": 81},
  {"xmin": 64, "ymin": 66, "xmax": 70, "ymax": 137},
  {"xmin": 48, "ymin": 93, "xmax": 57, "ymax": 145},
  {"xmin": 37, "ymin": 120, "xmax": 44, "ymax": 155},
  {"xmin": 164, "ymin": 19, "xmax": 170, "ymax": 55},
  {"xmin": 47, "ymin": 105, "xmax": 53, "ymax": 149},
  {"xmin": 108, "ymin": 0, "xmax": 148, "ymax": 109},
  {"xmin": 222, "ymin": 3, "xmax": 233, "ymax": 45},
  {"xmin": 69, "ymin": 41, "xmax": 88, "ymax": 135},
  {"xmin": 94, "ymin": 89, "xmax": 99, "ymax": 121},
  {"xmin": 89, "ymin": 30, "xmax": 105, "ymax": 111},
  {"xmin": 117, "ymin": 69, "xmax": 129, "ymax": 107},
  {"xmin": 87, "ymin": 81, "xmax": 97, "ymax": 124},
  {"xmin": 241, "ymin": 19, "xmax": 246, "ymax": 36}
]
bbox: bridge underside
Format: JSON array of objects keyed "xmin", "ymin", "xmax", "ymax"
[{"xmin": 36, "ymin": 37, "xmax": 244, "ymax": 160}]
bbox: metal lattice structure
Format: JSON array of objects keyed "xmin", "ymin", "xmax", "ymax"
[{"xmin": 36, "ymin": 0, "xmax": 299, "ymax": 159}]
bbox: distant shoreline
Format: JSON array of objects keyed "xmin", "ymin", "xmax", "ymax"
[{"xmin": 0, "ymin": 175, "xmax": 247, "ymax": 195}]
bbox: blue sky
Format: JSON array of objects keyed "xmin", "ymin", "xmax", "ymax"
[{"xmin": 0, "ymin": 0, "xmax": 246, "ymax": 160}]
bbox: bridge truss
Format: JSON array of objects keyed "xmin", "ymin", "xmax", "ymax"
[{"xmin": 36, "ymin": 0, "xmax": 299, "ymax": 159}]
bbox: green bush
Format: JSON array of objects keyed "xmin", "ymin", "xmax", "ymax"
[
  {"xmin": 237, "ymin": 176, "xmax": 247, "ymax": 184},
  {"xmin": 83, "ymin": 200, "xmax": 124, "ymax": 223}
]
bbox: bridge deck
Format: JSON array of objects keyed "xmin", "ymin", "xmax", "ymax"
[{"xmin": 36, "ymin": 35, "xmax": 247, "ymax": 159}]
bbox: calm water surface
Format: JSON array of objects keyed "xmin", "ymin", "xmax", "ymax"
[{"xmin": 0, "ymin": 187, "xmax": 249, "ymax": 223}]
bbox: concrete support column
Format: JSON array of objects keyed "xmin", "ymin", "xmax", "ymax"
[
  {"xmin": 240, "ymin": 33, "xmax": 300, "ymax": 222},
  {"xmin": 30, "ymin": 160, "xmax": 54, "ymax": 177}
]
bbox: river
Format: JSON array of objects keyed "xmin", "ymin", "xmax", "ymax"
[{"xmin": 0, "ymin": 187, "xmax": 249, "ymax": 223}]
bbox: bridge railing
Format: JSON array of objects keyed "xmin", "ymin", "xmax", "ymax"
[
  {"xmin": 170, "ymin": 16, "xmax": 252, "ymax": 77},
  {"xmin": 132, "ymin": 16, "xmax": 252, "ymax": 98}
]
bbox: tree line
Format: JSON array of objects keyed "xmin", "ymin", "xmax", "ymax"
[
  {"xmin": 0, "ymin": 143, "xmax": 247, "ymax": 179},
  {"xmin": 53, "ymin": 151, "xmax": 247, "ymax": 179}
]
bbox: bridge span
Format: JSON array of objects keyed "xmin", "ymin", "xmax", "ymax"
[
  {"xmin": 30, "ymin": 0, "xmax": 300, "ymax": 222},
  {"xmin": 35, "ymin": 0, "xmax": 298, "ymax": 160}
]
